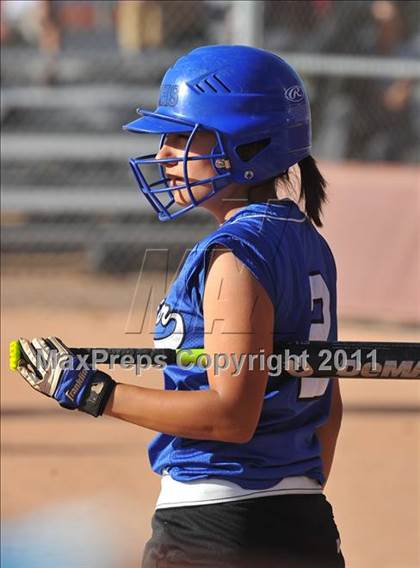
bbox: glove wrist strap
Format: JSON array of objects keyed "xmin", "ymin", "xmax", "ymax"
[{"xmin": 78, "ymin": 371, "xmax": 116, "ymax": 417}]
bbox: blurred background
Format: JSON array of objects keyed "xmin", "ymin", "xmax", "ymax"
[{"xmin": 1, "ymin": 1, "xmax": 419, "ymax": 567}]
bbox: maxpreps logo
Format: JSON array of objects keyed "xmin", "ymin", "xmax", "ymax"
[
  {"xmin": 284, "ymin": 85, "xmax": 305, "ymax": 103},
  {"xmin": 159, "ymin": 84, "xmax": 179, "ymax": 107}
]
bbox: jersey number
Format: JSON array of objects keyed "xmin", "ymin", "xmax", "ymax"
[{"xmin": 298, "ymin": 273, "xmax": 331, "ymax": 400}]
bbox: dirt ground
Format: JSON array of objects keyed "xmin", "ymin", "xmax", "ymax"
[{"xmin": 1, "ymin": 273, "xmax": 419, "ymax": 568}]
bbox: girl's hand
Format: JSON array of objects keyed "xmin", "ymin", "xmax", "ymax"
[{"xmin": 16, "ymin": 336, "xmax": 116, "ymax": 417}]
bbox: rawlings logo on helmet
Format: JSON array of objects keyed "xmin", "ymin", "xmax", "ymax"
[{"xmin": 284, "ymin": 85, "xmax": 305, "ymax": 103}]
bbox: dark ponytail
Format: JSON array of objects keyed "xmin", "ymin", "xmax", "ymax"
[
  {"xmin": 297, "ymin": 155, "xmax": 327, "ymax": 227},
  {"xmin": 275, "ymin": 155, "xmax": 327, "ymax": 227}
]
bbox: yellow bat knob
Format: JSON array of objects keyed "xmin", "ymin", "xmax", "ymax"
[{"xmin": 9, "ymin": 340, "xmax": 21, "ymax": 371}]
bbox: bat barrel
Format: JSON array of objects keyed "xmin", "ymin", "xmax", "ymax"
[{"xmin": 274, "ymin": 341, "xmax": 420, "ymax": 379}]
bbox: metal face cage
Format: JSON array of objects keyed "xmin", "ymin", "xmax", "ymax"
[{"xmin": 128, "ymin": 111, "xmax": 232, "ymax": 221}]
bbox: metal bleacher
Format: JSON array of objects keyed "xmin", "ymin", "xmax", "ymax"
[{"xmin": 1, "ymin": 51, "xmax": 216, "ymax": 272}]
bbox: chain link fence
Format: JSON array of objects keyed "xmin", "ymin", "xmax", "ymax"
[{"xmin": 2, "ymin": 0, "xmax": 419, "ymax": 275}]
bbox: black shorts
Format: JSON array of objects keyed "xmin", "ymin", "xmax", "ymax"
[{"xmin": 141, "ymin": 494, "xmax": 345, "ymax": 568}]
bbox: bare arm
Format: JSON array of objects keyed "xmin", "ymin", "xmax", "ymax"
[
  {"xmin": 104, "ymin": 248, "xmax": 274, "ymax": 443},
  {"xmin": 316, "ymin": 380, "xmax": 343, "ymax": 485}
]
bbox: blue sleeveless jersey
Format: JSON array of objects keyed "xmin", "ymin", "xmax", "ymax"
[{"xmin": 150, "ymin": 200, "xmax": 337, "ymax": 489}]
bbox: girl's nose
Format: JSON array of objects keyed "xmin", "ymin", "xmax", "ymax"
[{"xmin": 155, "ymin": 144, "xmax": 178, "ymax": 166}]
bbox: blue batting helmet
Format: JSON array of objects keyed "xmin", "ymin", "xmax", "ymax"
[{"xmin": 124, "ymin": 45, "xmax": 311, "ymax": 221}]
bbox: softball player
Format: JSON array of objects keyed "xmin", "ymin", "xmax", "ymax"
[{"xmin": 16, "ymin": 45, "xmax": 345, "ymax": 567}]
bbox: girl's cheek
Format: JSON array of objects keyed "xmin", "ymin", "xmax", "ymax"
[{"xmin": 189, "ymin": 160, "xmax": 213, "ymax": 181}]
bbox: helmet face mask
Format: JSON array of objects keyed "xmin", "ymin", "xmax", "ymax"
[
  {"xmin": 128, "ymin": 114, "xmax": 233, "ymax": 221},
  {"xmin": 124, "ymin": 45, "xmax": 311, "ymax": 221}
]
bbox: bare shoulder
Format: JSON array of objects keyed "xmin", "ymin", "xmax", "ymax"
[
  {"xmin": 203, "ymin": 244, "xmax": 273, "ymax": 345},
  {"xmin": 204, "ymin": 245, "xmax": 269, "ymax": 307}
]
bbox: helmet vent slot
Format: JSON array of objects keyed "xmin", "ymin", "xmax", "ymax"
[
  {"xmin": 236, "ymin": 138, "xmax": 271, "ymax": 162},
  {"xmin": 212, "ymin": 74, "xmax": 231, "ymax": 93},
  {"xmin": 204, "ymin": 79, "xmax": 217, "ymax": 93},
  {"xmin": 193, "ymin": 74, "xmax": 232, "ymax": 94}
]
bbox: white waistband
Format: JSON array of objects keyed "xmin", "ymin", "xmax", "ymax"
[{"xmin": 156, "ymin": 474, "xmax": 322, "ymax": 509}]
